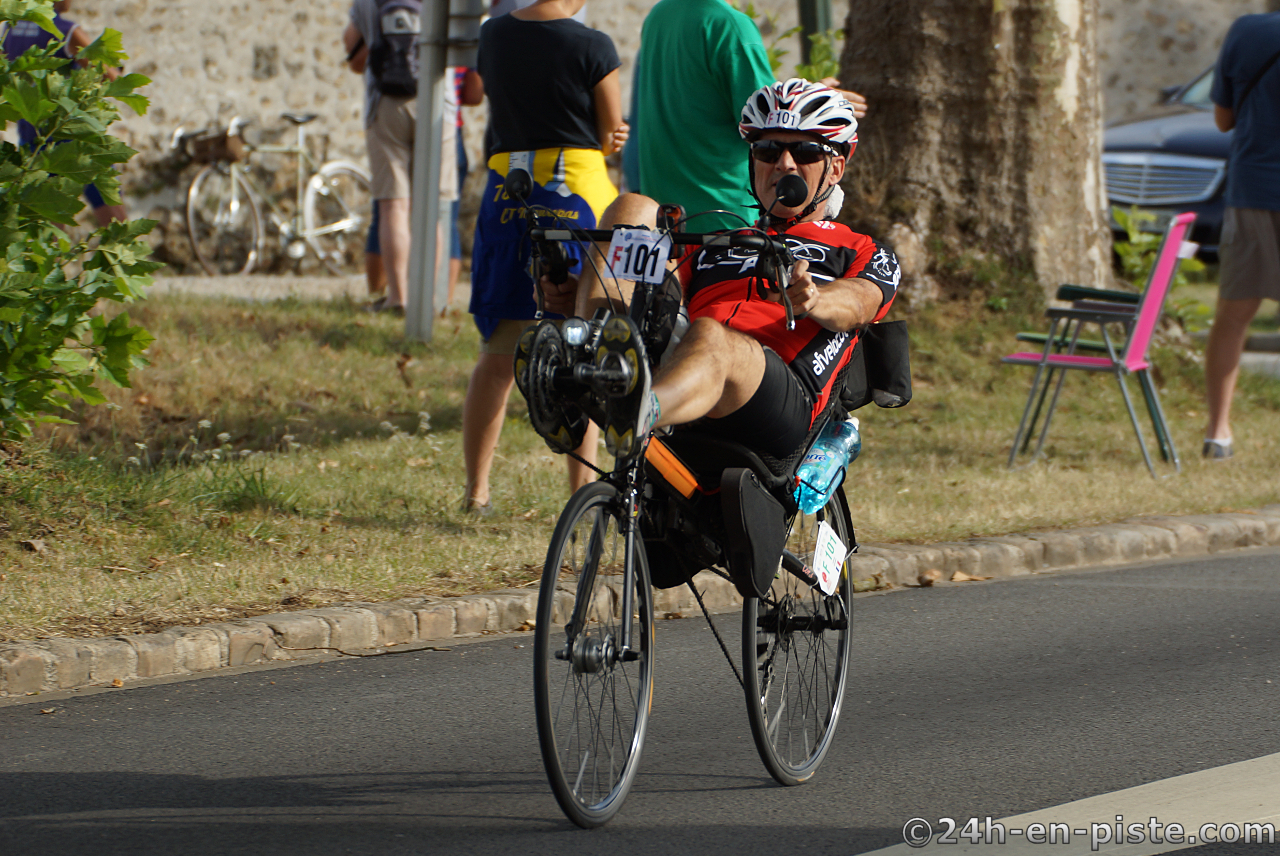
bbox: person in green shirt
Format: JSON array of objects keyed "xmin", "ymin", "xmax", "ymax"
[{"xmin": 633, "ymin": 0, "xmax": 864, "ymax": 231}]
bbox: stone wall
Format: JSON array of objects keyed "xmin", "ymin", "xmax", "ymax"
[
  {"xmin": 69, "ymin": 0, "xmax": 828, "ymax": 194},
  {"xmin": 71, "ymin": 0, "xmax": 365, "ymax": 163}
]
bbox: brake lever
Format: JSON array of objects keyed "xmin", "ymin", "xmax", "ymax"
[
  {"xmin": 778, "ymin": 264, "xmax": 796, "ymax": 331},
  {"xmin": 760, "ymin": 241, "xmax": 796, "ymax": 331}
]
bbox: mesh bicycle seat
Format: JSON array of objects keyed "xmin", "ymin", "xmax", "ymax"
[{"xmin": 280, "ymin": 112, "xmax": 320, "ymax": 125}]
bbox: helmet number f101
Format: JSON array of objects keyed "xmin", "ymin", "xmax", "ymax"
[{"xmin": 765, "ymin": 109, "xmax": 799, "ymax": 129}]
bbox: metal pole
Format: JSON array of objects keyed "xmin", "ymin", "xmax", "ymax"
[
  {"xmin": 797, "ymin": 0, "xmax": 832, "ymax": 65},
  {"xmin": 405, "ymin": 0, "xmax": 484, "ymax": 342},
  {"xmin": 405, "ymin": 1, "xmax": 450, "ymax": 342}
]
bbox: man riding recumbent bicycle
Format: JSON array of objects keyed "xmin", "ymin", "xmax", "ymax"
[{"xmin": 512, "ymin": 79, "xmax": 911, "ymax": 828}]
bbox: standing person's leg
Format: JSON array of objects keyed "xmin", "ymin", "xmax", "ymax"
[
  {"xmin": 365, "ymin": 200, "xmax": 386, "ymax": 297},
  {"xmin": 566, "ymin": 422, "xmax": 599, "ymax": 492},
  {"xmin": 447, "ymin": 130, "xmax": 468, "ymax": 311},
  {"xmin": 463, "ymin": 345, "xmax": 517, "ymax": 513},
  {"xmin": 446, "ymin": 198, "xmax": 462, "ymax": 313},
  {"xmin": 379, "ymin": 198, "xmax": 411, "ymax": 311},
  {"xmin": 1204, "ymin": 297, "xmax": 1261, "ymax": 448},
  {"xmin": 1204, "ymin": 208, "xmax": 1280, "ymax": 458},
  {"xmin": 465, "ymin": 321, "xmax": 600, "ymax": 511},
  {"xmin": 366, "ymin": 95, "xmax": 415, "ymax": 311}
]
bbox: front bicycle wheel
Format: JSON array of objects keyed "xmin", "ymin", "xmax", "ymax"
[
  {"xmin": 742, "ymin": 485, "xmax": 853, "ymax": 786},
  {"xmin": 533, "ymin": 481, "xmax": 654, "ymax": 828},
  {"xmin": 303, "ymin": 161, "xmax": 372, "ymax": 276},
  {"xmin": 186, "ymin": 164, "xmax": 262, "ymax": 276}
]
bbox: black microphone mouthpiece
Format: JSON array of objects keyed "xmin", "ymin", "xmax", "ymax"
[
  {"xmin": 774, "ymin": 174, "xmax": 809, "ymax": 209},
  {"xmin": 505, "ymin": 168, "xmax": 533, "ymax": 203}
]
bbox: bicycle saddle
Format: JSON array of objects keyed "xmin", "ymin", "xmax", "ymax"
[{"xmin": 280, "ymin": 112, "xmax": 320, "ymax": 125}]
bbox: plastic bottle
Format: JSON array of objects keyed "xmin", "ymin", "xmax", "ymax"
[{"xmin": 793, "ymin": 417, "xmax": 862, "ymax": 514}]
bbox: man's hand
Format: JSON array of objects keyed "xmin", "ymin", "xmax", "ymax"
[
  {"xmin": 820, "ymin": 76, "xmax": 868, "ymax": 118},
  {"xmin": 781, "ymin": 259, "xmax": 820, "ymax": 318},
  {"xmin": 773, "ymin": 260, "xmax": 882, "ymax": 332},
  {"xmin": 538, "ymin": 271, "xmax": 580, "ymax": 316}
]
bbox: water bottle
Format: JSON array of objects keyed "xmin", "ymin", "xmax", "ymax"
[{"xmin": 793, "ymin": 417, "xmax": 861, "ymax": 514}]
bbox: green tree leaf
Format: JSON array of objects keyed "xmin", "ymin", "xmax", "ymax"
[
  {"xmin": 0, "ymin": 2, "xmax": 155, "ymax": 439},
  {"xmin": 75, "ymin": 29, "xmax": 127, "ymax": 69},
  {"xmin": 1, "ymin": 80, "xmax": 52, "ymax": 125},
  {"xmin": 0, "ymin": 0, "xmax": 58, "ymax": 36}
]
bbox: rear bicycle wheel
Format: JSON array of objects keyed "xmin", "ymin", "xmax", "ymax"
[
  {"xmin": 742, "ymin": 485, "xmax": 853, "ymax": 785},
  {"xmin": 303, "ymin": 161, "xmax": 372, "ymax": 276},
  {"xmin": 533, "ymin": 481, "xmax": 654, "ymax": 828},
  {"xmin": 186, "ymin": 164, "xmax": 262, "ymax": 276}
]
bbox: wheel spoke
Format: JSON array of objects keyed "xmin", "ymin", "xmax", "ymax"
[{"xmin": 303, "ymin": 165, "xmax": 372, "ymax": 275}]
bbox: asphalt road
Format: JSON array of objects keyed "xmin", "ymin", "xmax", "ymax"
[{"xmin": 4, "ymin": 549, "xmax": 1280, "ymax": 856}]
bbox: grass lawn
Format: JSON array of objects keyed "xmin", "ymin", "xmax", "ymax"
[{"xmin": 3, "ymin": 286, "xmax": 1280, "ymax": 643}]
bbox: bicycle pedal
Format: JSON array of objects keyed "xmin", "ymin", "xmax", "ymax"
[{"xmin": 592, "ymin": 350, "xmax": 635, "ymax": 397}]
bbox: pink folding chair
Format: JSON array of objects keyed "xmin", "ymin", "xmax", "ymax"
[{"xmin": 1003, "ymin": 212, "xmax": 1197, "ymax": 477}]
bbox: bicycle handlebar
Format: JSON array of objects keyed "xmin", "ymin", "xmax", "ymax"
[
  {"xmin": 528, "ymin": 227, "xmax": 789, "ymax": 257},
  {"xmin": 528, "ymin": 225, "xmax": 799, "ymax": 329}
]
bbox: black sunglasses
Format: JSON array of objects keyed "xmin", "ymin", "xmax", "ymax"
[{"xmin": 750, "ymin": 139, "xmax": 836, "ymax": 165}]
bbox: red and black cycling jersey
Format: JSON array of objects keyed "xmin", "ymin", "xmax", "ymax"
[{"xmin": 676, "ymin": 219, "xmax": 900, "ymax": 423}]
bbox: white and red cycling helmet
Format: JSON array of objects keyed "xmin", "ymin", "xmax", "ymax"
[{"xmin": 739, "ymin": 78, "xmax": 859, "ymax": 156}]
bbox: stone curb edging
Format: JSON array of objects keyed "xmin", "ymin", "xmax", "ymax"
[{"xmin": 5, "ymin": 505, "xmax": 1280, "ymax": 699}]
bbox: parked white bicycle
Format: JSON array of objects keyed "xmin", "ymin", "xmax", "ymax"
[{"xmin": 175, "ymin": 112, "xmax": 371, "ymax": 276}]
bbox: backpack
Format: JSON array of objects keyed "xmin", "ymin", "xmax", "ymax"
[{"xmin": 369, "ymin": 0, "xmax": 421, "ymax": 98}]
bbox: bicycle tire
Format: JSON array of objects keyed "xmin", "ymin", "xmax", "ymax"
[
  {"xmin": 742, "ymin": 484, "xmax": 853, "ymax": 786},
  {"xmin": 534, "ymin": 481, "xmax": 654, "ymax": 828},
  {"xmin": 303, "ymin": 161, "xmax": 372, "ymax": 276},
  {"xmin": 186, "ymin": 163, "xmax": 262, "ymax": 276}
]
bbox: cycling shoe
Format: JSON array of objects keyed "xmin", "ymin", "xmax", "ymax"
[{"xmin": 596, "ymin": 316, "xmax": 654, "ymax": 463}]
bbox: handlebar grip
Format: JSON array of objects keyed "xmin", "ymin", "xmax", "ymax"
[{"xmin": 541, "ymin": 240, "xmax": 571, "ymax": 285}]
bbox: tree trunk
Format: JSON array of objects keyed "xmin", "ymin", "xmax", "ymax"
[{"xmin": 839, "ymin": 0, "xmax": 1112, "ymax": 305}]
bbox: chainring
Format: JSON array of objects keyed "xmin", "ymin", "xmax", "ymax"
[{"xmin": 523, "ymin": 321, "xmax": 588, "ymax": 455}]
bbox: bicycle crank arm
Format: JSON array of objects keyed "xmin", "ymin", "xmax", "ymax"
[{"xmin": 550, "ymin": 358, "xmax": 633, "ymax": 398}]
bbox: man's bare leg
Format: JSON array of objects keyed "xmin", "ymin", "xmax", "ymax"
[
  {"xmin": 650, "ymin": 317, "xmax": 766, "ymax": 428},
  {"xmin": 379, "ymin": 197, "xmax": 411, "ymax": 309},
  {"xmin": 1204, "ymin": 296, "xmax": 1261, "ymax": 443}
]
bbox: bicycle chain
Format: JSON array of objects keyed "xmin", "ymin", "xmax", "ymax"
[{"xmin": 687, "ymin": 578, "xmax": 744, "ymax": 689}]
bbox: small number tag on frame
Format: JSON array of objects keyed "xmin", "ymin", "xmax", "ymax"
[
  {"xmin": 606, "ymin": 229, "xmax": 673, "ymax": 285},
  {"xmin": 813, "ymin": 520, "xmax": 846, "ymax": 596}
]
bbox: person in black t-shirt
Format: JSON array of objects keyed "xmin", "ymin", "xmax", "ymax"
[{"xmin": 462, "ymin": 0, "xmax": 628, "ymax": 515}]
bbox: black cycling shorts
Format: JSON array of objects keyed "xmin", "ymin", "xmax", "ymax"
[{"xmin": 701, "ymin": 347, "xmax": 814, "ymax": 459}]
